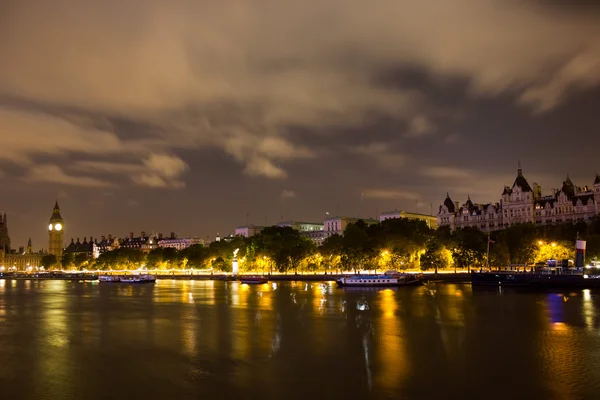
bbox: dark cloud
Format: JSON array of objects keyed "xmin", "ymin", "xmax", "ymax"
[{"xmin": 1, "ymin": 0, "xmax": 600, "ymax": 247}]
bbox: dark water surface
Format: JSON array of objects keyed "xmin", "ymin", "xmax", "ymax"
[{"xmin": 1, "ymin": 280, "xmax": 600, "ymax": 399}]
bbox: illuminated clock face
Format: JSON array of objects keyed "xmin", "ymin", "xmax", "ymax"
[
  {"xmin": 48, "ymin": 224, "xmax": 53, "ymax": 231},
  {"xmin": 54, "ymin": 223, "xmax": 62, "ymax": 231}
]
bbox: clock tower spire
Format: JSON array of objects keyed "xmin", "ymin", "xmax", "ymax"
[{"xmin": 48, "ymin": 201, "xmax": 64, "ymax": 258}]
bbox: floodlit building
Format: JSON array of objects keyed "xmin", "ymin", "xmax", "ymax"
[
  {"xmin": 323, "ymin": 216, "xmax": 378, "ymax": 237},
  {"xmin": 438, "ymin": 167, "xmax": 600, "ymax": 232},
  {"xmin": 158, "ymin": 232, "xmax": 204, "ymax": 250},
  {"xmin": 276, "ymin": 221, "xmax": 324, "ymax": 232},
  {"xmin": 235, "ymin": 225, "xmax": 265, "ymax": 238},
  {"xmin": 379, "ymin": 210, "xmax": 438, "ymax": 228}
]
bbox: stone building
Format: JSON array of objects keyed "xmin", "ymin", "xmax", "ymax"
[
  {"xmin": 0, "ymin": 212, "xmax": 10, "ymax": 252},
  {"xmin": 64, "ymin": 237, "xmax": 98, "ymax": 259},
  {"xmin": 234, "ymin": 225, "xmax": 265, "ymax": 238},
  {"xmin": 438, "ymin": 167, "xmax": 600, "ymax": 232},
  {"xmin": 120, "ymin": 231, "xmax": 159, "ymax": 253},
  {"xmin": 379, "ymin": 210, "xmax": 438, "ymax": 229},
  {"xmin": 0, "ymin": 239, "xmax": 44, "ymax": 271},
  {"xmin": 157, "ymin": 232, "xmax": 204, "ymax": 251},
  {"xmin": 323, "ymin": 216, "xmax": 379, "ymax": 237},
  {"xmin": 48, "ymin": 201, "xmax": 64, "ymax": 258}
]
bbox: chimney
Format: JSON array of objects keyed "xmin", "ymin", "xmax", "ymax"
[
  {"xmin": 101, "ymin": 235, "xmax": 106, "ymax": 241},
  {"xmin": 77, "ymin": 238, "xmax": 80, "ymax": 244},
  {"xmin": 141, "ymin": 231, "xmax": 146, "ymax": 238},
  {"xmin": 170, "ymin": 232, "xmax": 175, "ymax": 239},
  {"xmin": 158, "ymin": 233, "xmax": 163, "ymax": 239},
  {"xmin": 108, "ymin": 234, "xmax": 112, "ymax": 241},
  {"xmin": 129, "ymin": 232, "xmax": 134, "ymax": 239},
  {"xmin": 18, "ymin": 246, "xmax": 24, "ymax": 254}
]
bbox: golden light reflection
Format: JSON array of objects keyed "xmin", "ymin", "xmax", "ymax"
[
  {"xmin": 543, "ymin": 295, "xmax": 579, "ymax": 400},
  {"xmin": 551, "ymin": 322, "xmax": 570, "ymax": 333},
  {"xmin": 376, "ymin": 289, "xmax": 406, "ymax": 391},
  {"xmin": 230, "ymin": 282, "xmax": 250, "ymax": 361},
  {"xmin": 582, "ymin": 289, "xmax": 594, "ymax": 332},
  {"xmin": 258, "ymin": 287, "xmax": 273, "ymax": 311}
]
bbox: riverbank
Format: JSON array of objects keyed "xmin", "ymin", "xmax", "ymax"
[{"xmin": 0, "ymin": 272, "xmax": 472, "ymax": 283}]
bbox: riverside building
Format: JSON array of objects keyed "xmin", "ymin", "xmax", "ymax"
[{"xmin": 437, "ymin": 167, "xmax": 600, "ymax": 232}]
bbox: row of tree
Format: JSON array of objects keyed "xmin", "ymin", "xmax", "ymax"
[{"xmin": 40, "ymin": 217, "xmax": 600, "ymax": 272}]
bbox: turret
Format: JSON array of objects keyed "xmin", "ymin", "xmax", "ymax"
[{"xmin": 48, "ymin": 201, "xmax": 64, "ymax": 258}]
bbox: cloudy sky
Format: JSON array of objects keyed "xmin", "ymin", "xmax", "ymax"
[{"xmin": 2, "ymin": 0, "xmax": 600, "ymax": 249}]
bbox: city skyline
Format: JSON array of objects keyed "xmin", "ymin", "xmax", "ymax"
[
  {"xmin": 2, "ymin": 1, "xmax": 600, "ymax": 248},
  {"xmin": 4, "ymin": 165, "xmax": 600, "ymax": 251}
]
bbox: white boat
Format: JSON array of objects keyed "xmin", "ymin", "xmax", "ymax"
[
  {"xmin": 99, "ymin": 274, "xmax": 156, "ymax": 284},
  {"xmin": 336, "ymin": 271, "xmax": 423, "ymax": 287}
]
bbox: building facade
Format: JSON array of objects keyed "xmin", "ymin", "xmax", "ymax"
[
  {"xmin": 323, "ymin": 216, "xmax": 379, "ymax": 237},
  {"xmin": 276, "ymin": 221, "xmax": 324, "ymax": 232},
  {"xmin": 64, "ymin": 237, "xmax": 98, "ymax": 259},
  {"xmin": 158, "ymin": 233, "xmax": 204, "ymax": 251},
  {"xmin": 120, "ymin": 231, "xmax": 159, "ymax": 253},
  {"xmin": 0, "ymin": 239, "xmax": 44, "ymax": 271},
  {"xmin": 438, "ymin": 168, "xmax": 600, "ymax": 232},
  {"xmin": 235, "ymin": 225, "xmax": 265, "ymax": 238},
  {"xmin": 379, "ymin": 210, "xmax": 438, "ymax": 228},
  {"xmin": 0, "ymin": 212, "xmax": 10, "ymax": 252},
  {"xmin": 48, "ymin": 201, "xmax": 64, "ymax": 258}
]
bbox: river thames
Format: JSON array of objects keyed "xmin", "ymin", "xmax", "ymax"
[{"xmin": 1, "ymin": 279, "xmax": 600, "ymax": 399}]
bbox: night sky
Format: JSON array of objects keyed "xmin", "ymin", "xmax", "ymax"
[{"xmin": 2, "ymin": 1, "xmax": 600, "ymax": 249}]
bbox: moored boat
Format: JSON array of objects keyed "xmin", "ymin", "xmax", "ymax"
[
  {"xmin": 239, "ymin": 276, "xmax": 268, "ymax": 284},
  {"xmin": 336, "ymin": 271, "xmax": 423, "ymax": 287},
  {"xmin": 99, "ymin": 274, "xmax": 156, "ymax": 284}
]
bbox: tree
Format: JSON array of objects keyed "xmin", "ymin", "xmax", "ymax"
[
  {"xmin": 495, "ymin": 224, "xmax": 538, "ymax": 266},
  {"xmin": 489, "ymin": 241, "xmax": 510, "ymax": 269},
  {"xmin": 181, "ymin": 244, "xmax": 209, "ymax": 268},
  {"xmin": 93, "ymin": 248, "xmax": 146, "ymax": 270},
  {"xmin": 251, "ymin": 226, "xmax": 315, "ymax": 273},
  {"xmin": 61, "ymin": 252, "xmax": 75, "ymax": 269},
  {"xmin": 41, "ymin": 254, "xmax": 58, "ymax": 269},
  {"xmin": 320, "ymin": 234, "xmax": 343, "ymax": 272},
  {"xmin": 586, "ymin": 234, "xmax": 600, "ymax": 261},
  {"xmin": 533, "ymin": 240, "xmax": 574, "ymax": 264},
  {"xmin": 451, "ymin": 227, "xmax": 487, "ymax": 272},
  {"xmin": 73, "ymin": 253, "xmax": 89, "ymax": 270},
  {"xmin": 341, "ymin": 221, "xmax": 375, "ymax": 272},
  {"xmin": 420, "ymin": 240, "xmax": 448, "ymax": 272}
]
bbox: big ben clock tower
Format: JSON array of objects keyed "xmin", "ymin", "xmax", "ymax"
[{"xmin": 48, "ymin": 201, "xmax": 64, "ymax": 258}]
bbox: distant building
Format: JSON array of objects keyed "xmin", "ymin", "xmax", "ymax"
[
  {"xmin": 120, "ymin": 231, "xmax": 159, "ymax": 253},
  {"xmin": 0, "ymin": 212, "xmax": 10, "ymax": 252},
  {"xmin": 158, "ymin": 232, "xmax": 204, "ymax": 251},
  {"xmin": 276, "ymin": 221, "xmax": 324, "ymax": 232},
  {"xmin": 379, "ymin": 210, "xmax": 438, "ymax": 229},
  {"xmin": 323, "ymin": 216, "xmax": 378, "ymax": 237},
  {"xmin": 95, "ymin": 235, "xmax": 120, "ymax": 256},
  {"xmin": 300, "ymin": 230, "xmax": 327, "ymax": 246},
  {"xmin": 276, "ymin": 221, "xmax": 326, "ymax": 246},
  {"xmin": 48, "ymin": 201, "xmax": 64, "ymax": 259},
  {"xmin": 64, "ymin": 237, "xmax": 98, "ymax": 259},
  {"xmin": 438, "ymin": 167, "xmax": 600, "ymax": 232},
  {"xmin": 235, "ymin": 225, "xmax": 265, "ymax": 238},
  {"xmin": 0, "ymin": 238, "xmax": 44, "ymax": 271}
]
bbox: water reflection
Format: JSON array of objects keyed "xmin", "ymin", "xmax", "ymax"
[
  {"xmin": 375, "ymin": 289, "xmax": 405, "ymax": 392},
  {"xmin": 2, "ymin": 280, "xmax": 600, "ymax": 399}
]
